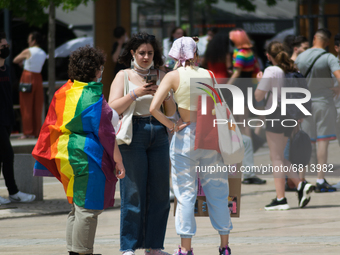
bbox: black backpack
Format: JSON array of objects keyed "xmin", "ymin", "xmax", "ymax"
[{"xmin": 282, "ymin": 71, "xmax": 312, "ymax": 120}]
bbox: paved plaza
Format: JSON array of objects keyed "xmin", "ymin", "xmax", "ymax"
[{"xmin": 0, "ymin": 139, "xmax": 339, "ymax": 255}]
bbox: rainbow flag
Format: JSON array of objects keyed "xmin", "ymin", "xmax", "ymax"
[{"xmin": 32, "ymin": 80, "xmax": 117, "ymax": 210}]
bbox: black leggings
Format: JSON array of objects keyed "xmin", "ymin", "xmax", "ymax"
[{"xmin": 0, "ymin": 126, "xmax": 19, "ymax": 195}]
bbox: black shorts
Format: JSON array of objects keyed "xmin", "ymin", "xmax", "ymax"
[{"xmin": 265, "ymin": 108, "xmax": 295, "ymax": 137}]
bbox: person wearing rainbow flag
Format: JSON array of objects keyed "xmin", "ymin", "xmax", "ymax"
[{"xmin": 32, "ymin": 46, "xmax": 125, "ymax": 255}]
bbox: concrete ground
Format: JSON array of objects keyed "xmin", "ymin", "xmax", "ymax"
[{"xmin": 0, "ymin": 139, "xmax": 339, "ymax": 255}]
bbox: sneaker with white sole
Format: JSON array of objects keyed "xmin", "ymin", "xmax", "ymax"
[
  {"xmin": 264, "ymin": 197, "xmax": 290, "ymax": 210},
  {"xmin": 0, "ymin": 195, "xmax": 11, "ymax": 205},
  {"xmin": 145, "ymin": 249, "xmax": 171, "ymax": 255},
  {"xmin": 9, "ymin": 191, "xmax": 36, "ymax": 203},
  {"xmin": 332, "ymin": 181, "xmax": 340, "ymax": 191},
  {"xmin": 297, "ymin": 181, "xmax": 314, "ymax": 208},
  {"xmin": 122, "ymin": 251, "xmax": 135, "ymax": 255}
]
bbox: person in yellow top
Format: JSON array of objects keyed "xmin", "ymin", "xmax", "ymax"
[{"xmin": 150, "ymin": 37, "xmax": 233, "ymax": 255}]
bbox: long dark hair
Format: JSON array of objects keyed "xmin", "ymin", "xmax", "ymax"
[
  {"xmin": 267, "ymin": 41, "xmax": 297, "ymax": 73},
  {"xmin": 204, "ymin": 33, "xmax": 229, "ymax": 64},
  {"xmin": 118, "ymin": 32, "xmax": 163, "ymax": 68},
  {"xmin": 170, "ymin": 27, "xmax": 184, "ymax": 43}
]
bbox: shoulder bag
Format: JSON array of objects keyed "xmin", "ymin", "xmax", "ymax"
[
  {"xmin": 115, "ymin": 70, "xmax": 136, "ymax": 145},
  {"xmin": 195, "ymin": 70, "xmax": 245, "ymax": 165},
  {"xmin": 19, "ymin": 72, "xmax": 32, "ymax": 93}
]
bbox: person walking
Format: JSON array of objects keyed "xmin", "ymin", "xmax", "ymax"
[
  {"xmin": 13, "ymin": 31, "xmax": 46, "ymax": 139},
  {"xmin": 295, "ymin": 28, "xmax": 340, "ymax": 192},
  {"xmin": 255, "ymin": 41, "xmax": 314, "ymax": 210},
  {"xmin": 228, "ymin": 28, "xmax": 260, "ymax": 137},
  {"xmin": 150, "ymin": 36, "xmax": 233, "ymax": 255},
  {"xmin": 109, "ymin": 32, "xmax": 176, "ymax": 255},
  {"xmin": 0, "ymin": 31, "xmax": 36, "ymax": 205}
]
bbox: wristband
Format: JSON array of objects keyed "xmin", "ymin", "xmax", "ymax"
[
  {"xmin": 169, "ymin": 123, "xmax": 176, "ymax": 133},
  {"xmin": 133, "ymin": 89, "xmax": 138, "ymax": 99},
  {"xmin": 129, "ymin": 91, "xmax": 136, "ymax": 101}
]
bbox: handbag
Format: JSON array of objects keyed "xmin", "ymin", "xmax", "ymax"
[
  {"xmin": 19, "ymin": 83, "xmax": 32, "ymax": 93},
  {"xmin": 195, "ymin": 70, "xmax": 245, "ymax": 165},
  {"xmin": 115, "ymin": 70, "xmax": 136, "ymax": 145},
  {"xmin": 19, "ymin": 72, "xmax": 32, "ymax": 93}
]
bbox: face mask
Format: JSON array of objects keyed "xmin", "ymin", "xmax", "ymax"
[
  {"xmin": 0, "ymin": 47, "xmax": 10, "ymax": 59},
  {"xmin": 133, "ymin": 55, "xmax": 154, "ymax": 70},
  {"xmin": 97, "ymin": 71, "xmax": 103, "ymax": 83}
]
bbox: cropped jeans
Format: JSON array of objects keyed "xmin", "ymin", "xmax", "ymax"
[
  {"xmin": 119, "ymin": 116, "xmax": 170, "ymax": 252},
  {"xmin": 170, "ymin": 123, "xmax": 233, "ymax": 238}
]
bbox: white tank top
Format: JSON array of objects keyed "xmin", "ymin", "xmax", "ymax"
[
  {"xmin": 128, "ymin": 71, "xmax": 160, "ymax": 116},
  {"xmin": 24, "ymin": 47, "xmax": 47, "ymax": 73}
]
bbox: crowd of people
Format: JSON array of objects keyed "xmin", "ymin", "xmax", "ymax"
[{"xmin": 1, "ymin": 25, "xmax": 340, "ymax": 255}]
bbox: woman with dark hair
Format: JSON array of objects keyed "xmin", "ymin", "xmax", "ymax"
[
  {"xmin": 150, "ymin": 36, "xmax": 233, "ymax": 255},
  {"xmin": 108, "ymin": 32, "xmax": 176, "ymax": 255},
  {"xmin": 163, "ymin": 27, "xmax": 185, "ymax": 71},
  {"xmin": 13, "ymin": 31, "xmax": 46, "ymax": 139},
  {"xmin": 32, "ymin": 45, "xmax": 125, "ymax": 255},
  {"xmin": 202, "ymin": 33, "xmax": 231, "ymax": 80},
  {"xmin": 255, "ymin": 41, "xmax": 314, "ymax": 211}
]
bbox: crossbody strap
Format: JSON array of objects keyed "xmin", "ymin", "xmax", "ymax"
[
  {"xmin": 123, "ymin": 70, "xmax": 129, "ymax": 96},
  {"xmin": 303, "ymin": 51, "xmax": 327, "ymax": 78}
]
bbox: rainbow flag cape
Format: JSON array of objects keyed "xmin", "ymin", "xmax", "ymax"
[{"xmin": 32, "ymin": 80, "xmax": 117, "ymax": 210}]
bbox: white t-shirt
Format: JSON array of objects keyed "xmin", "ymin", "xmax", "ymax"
[{"xmin": 257, "ymin": 66, "xmax": 285, "ymax": 110}]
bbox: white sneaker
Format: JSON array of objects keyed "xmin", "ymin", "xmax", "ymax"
[
  {"xmin": 122, "ymin": 251, "xmax": 135, "ymax": 255},
  {"xmin": 145, "ymin": 249, "xmax": 171, "ymax": 255},
  {"xmin": 332, "ymin": 181, "xmax": 340, "ymax": 191},
  {"xmin": 0, "ymin": 196, "xmax": 11, "ymax": 205},
  {"xmin": 9, "ymin": 191, "xmax": 36, "ymax": 203}
]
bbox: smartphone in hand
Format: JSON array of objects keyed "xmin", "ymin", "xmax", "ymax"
[{"xmin": 145, "ymin": 75, "xmax": 157, "ymax": 87}]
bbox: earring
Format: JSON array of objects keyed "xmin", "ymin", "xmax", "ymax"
[{"xmin": 130, "ymin": 59, "xmax": 134, "ymax": 69}]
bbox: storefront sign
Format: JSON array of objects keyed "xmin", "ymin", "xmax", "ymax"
[{"xmin": 243, "ymin": 22, "xmax": 276, "ymax": 34}]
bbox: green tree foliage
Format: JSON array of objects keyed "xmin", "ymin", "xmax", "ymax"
[
  {"xmin": 223, "ymin": 0, "xmax": 295, "ymax": 12},
  {"xmin": 0, "ymin": 0, "xmax": 94, "ymax": 27}
]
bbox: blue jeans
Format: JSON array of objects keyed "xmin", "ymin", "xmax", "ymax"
[
  {"xmin": 170, "ymin": 123, "xmax": 233, "ymax": 238},
  {"xmin": 119, "ymin": 116, "xmax": 170, "ymax": 252}
]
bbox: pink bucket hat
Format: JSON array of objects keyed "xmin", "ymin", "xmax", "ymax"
[{"xmin": 168, "ymin": 37, "xmax": 197, "ymax": 68}]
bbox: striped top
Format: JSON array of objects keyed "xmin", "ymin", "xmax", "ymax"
[
  {"xmin": 233, "ymin": 48, "xmax": 257, "ymax": 73},
  {"xmin": 32, "ymin": 80, "xmax": 117, "ymax": 210}
]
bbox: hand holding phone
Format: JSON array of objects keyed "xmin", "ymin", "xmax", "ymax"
[{"xmin": 145, "ymin": 74, "xmax": 157, "ymax": 86}]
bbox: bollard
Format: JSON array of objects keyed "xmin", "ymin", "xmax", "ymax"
[{"xmin": 13, "ymin": 154, "xmax": 43, "ymax": 201}]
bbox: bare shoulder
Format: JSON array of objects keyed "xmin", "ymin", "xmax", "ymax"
[{"xmin": 164, "ymin": 69, "xmax": 179, "ymax": 80}]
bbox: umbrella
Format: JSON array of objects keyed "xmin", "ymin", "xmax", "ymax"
[{"xmin": 54, "ymin": 37, "xmax": 93, "ymax": 58}]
